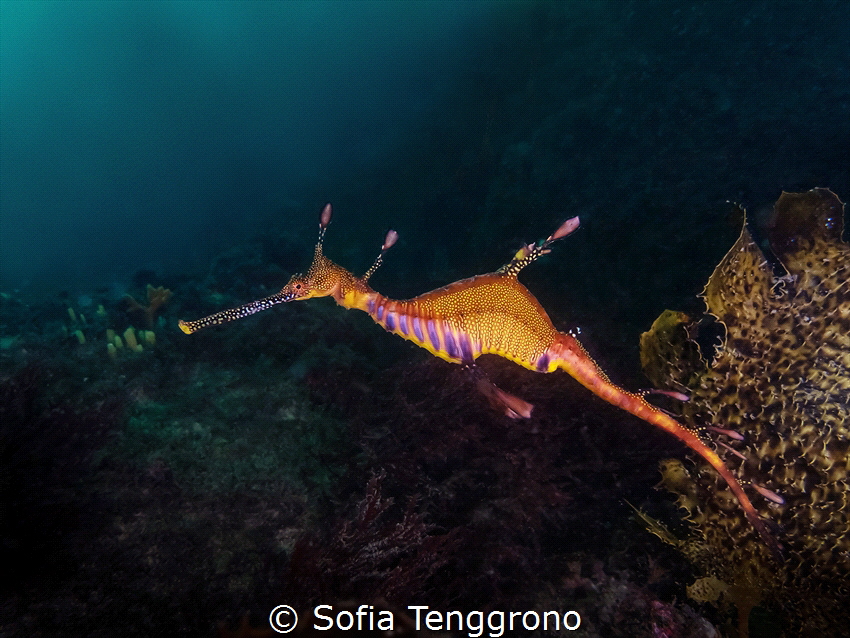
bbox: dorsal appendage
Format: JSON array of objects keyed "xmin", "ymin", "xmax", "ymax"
[
  {"xmin": 363, "ymin": 229, "xmax": 399, "ymax": 282},
  {"xmin": 179, "ymin": 205, "xmax": 780, "ymax": 558},
  {"xmin": 498, "ymin": 217, "xmax": 581, "ymax": 277}
]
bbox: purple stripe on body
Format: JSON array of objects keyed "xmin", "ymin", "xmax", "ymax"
[
  {"xmin": 398, "ymin": 313, "xmax": 409, "ymax": 336},
  {"xmin": 427, "ymin": 320, "xmax": 441, "ymax": 350},
  {"xmin": 443, "ymin": 328, "xmax": 458, "ymax": 359},
  {"xmin": 367, "ymin": 298, "xmax": 376, "ymax": 314},
  {"xmin": 458, "ymin": 334, "xmax": 474, "ymax": 362},
  {"xmin": 412, "ymin": 317, "xmax": 424, "ymax": 342},
  {"xmin": 385, "ymin": 311, "xmax": 396, "ymax": 332},
  {"xmin": 376, "ymin": 304, "xmax": 385, "ymax": 321},
  {"xmin": 536, "ymin": 353, "xmax": 551, "ymax": 372}
]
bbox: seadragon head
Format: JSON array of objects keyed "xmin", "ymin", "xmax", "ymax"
[{"xmin": 179, "ymin": 204, "xmax": 397, "ymax": 334}]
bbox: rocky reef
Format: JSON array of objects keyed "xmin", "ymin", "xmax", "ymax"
[{"xmin": 640, "ymin": 189, "xmax": 849, "ymax": 636}]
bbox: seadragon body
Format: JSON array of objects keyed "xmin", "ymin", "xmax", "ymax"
[{"xmin": 180, "ymin": 204, "xmax": 779, "ymax": 556}]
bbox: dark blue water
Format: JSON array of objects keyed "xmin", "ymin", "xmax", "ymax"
[{"xmin": 2, "ymin": 1, "xmax": 847, "ymax": 298}]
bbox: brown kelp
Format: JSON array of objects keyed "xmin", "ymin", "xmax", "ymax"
[{"xmin": 640, "ymin": 189, "xmax": 849, "ymax": 635}]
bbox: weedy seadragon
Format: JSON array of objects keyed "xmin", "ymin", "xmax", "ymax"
[{"xmin": 180, "ymin": 204, "xmax": 780, "ymax": 557}]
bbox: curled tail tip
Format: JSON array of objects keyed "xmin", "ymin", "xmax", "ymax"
[{"xmin": 753, "ymin": 515, "xmax": 784, "ymax": 562}]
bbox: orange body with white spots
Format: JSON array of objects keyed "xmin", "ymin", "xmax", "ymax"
[{"xmin": 372, "ymin": 274, "xmax": 555, "ymax": 367}]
